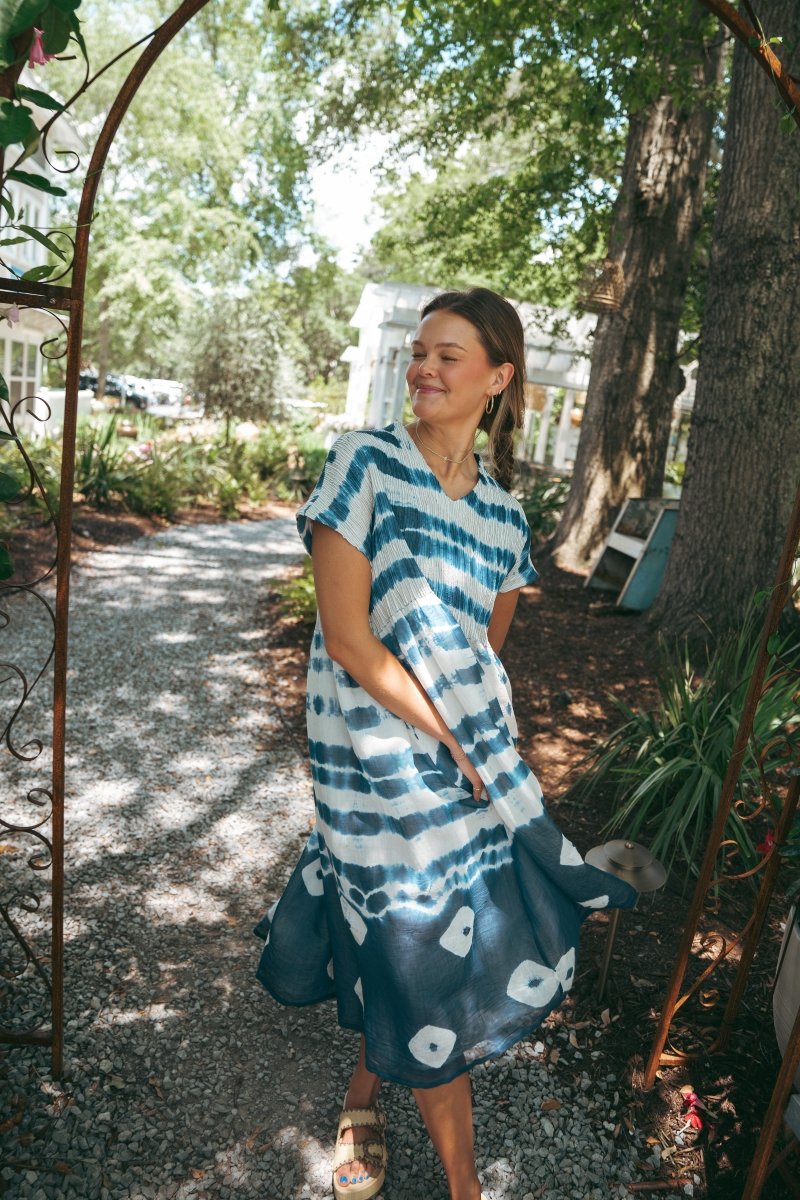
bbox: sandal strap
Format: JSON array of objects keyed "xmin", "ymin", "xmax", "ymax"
[
  {"xmin": 333, "ymin": 1138, "xmax": 386, "ymax": 1171},
  {"xmin": 337, "ymin": 1106, "xmax": 385, "ymax": 1133}
]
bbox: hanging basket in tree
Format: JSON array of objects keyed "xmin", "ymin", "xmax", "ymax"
[{"xmin": 578, "ymin": 258, "xmax": 626, "ymax": 313}]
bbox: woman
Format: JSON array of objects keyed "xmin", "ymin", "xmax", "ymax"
[{"xmin": 255, "ymin": 287, "xmax": 636, "ymax": 1200}]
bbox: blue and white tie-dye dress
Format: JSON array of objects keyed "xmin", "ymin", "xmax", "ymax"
[{"xmin": 255, "ymin": 420, "xmax": 636, "ymax": 1088}]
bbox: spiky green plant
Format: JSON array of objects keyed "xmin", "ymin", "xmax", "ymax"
[{"xmin": 566, "ymin": 604, "xmax": 800, "ymax": 879}]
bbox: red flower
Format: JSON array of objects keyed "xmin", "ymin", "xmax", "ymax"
[
  {"xmin": 28, "ymin": 29, "xmax": 56, "ymax": 69},
  {"xmin": 757, "ymin": 829, "xmax": 775, "ymax": 856}
]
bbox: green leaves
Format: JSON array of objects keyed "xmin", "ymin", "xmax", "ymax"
[
  {"xmin": 0, "ymin": 544, "xmax": 14, "ymax": 581},
  {"xmin": 14, "ymin": 83, "xmax": 63, "ymax": 111},
  {"xmin": 40, "ymin": 3, "xmax": 72, "ymax": 55},
  {"xmin": 567, "ymin": 602, "xmax": 800, "ymax": 882},
  {"xmin": 0, "ymin": 98, "xmax": 38, "ymax": 149},
  {"xmin": 17, "ymin": 222, "xmax": 67, "ymax": 259},
  {"xmin": 21, "ymin": 262, "xmax": 56, "ymax": 280},
  {"xmin": 0, "ymin": 470, "xmax": 22, "ymax": 501},
  {"xmin": 2, "ymin": 0, "xmax": 49, "ymax": 38},
  {"xmin": 5, "ymin": 167, "xmax": 67, "ymax": 197}
]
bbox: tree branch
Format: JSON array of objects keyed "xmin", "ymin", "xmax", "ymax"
[{"xmin": 699, "ymin": 0, "xmax": 800, "ymax": 129}]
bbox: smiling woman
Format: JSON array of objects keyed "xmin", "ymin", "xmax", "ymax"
[{"xmin": 253, "ymin": 285, "xmax": 637, "ymax": 1200}]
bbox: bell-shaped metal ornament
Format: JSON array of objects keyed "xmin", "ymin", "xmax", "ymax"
[{"xmin": 578, "ymin": 257, "xmax": 625, "ymax": 314}]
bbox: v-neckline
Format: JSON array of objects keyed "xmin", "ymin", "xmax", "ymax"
[{"xmin": 395, "ymin": 421, "xmax": 485, "ymax": 503}]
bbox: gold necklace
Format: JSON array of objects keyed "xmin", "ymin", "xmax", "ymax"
[{"xmin": 413, "ymin": 421, "xmax": 475, "ymax": 466}]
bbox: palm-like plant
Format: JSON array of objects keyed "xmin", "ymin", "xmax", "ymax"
[{"xmin": 566, "ymin": 605, "xmax": 800, "ymax": 881}]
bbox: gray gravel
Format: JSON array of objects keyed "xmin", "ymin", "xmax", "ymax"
[{"xmin": 0, "ymin": 517, "xmax": 692, "ymax": 1200}]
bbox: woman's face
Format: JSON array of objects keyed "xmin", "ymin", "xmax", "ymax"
[{"xmin": 406, "ymin": 310, "xmax": 510, "ymax": 426}]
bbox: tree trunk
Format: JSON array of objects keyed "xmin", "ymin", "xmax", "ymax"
[
  {"xmin": 650, "ymin": 0, "xmax": 800, "ymax": 640},
  {"xmin": 551, "ymin": 21, "xmax": 724, "ymax": 573}
]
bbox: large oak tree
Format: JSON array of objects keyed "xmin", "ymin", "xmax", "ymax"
[
  {"xmin": 552, "ymin": 16, "xmax": 724, "ymax": 571},
  {"xmin": 650, "ymin": 0, "xmax": 800, "ymax": 638}
]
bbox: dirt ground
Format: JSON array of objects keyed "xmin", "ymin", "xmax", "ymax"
[{"xmin": 5, "ymin": 506, "xmax": 796, "ymax": 1197}]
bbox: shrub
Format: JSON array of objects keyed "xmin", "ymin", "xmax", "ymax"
[
  {"xmin": 274, "ymin": 556, "xmax": 317, "ymax": 624},
  {"xmin": 122, "ymin": 446, "xmax": 188, "ymax": 519},
  {"xmin": 515, "ymin": 472, "xmax": 570, "ymax": 545},
  {"xmin": 273, "ymin": 423, "xmax": 328, "ymax": 502},
  {"xmin": 566, "ymin": 602, "xmax": 800, "ymax": 882}
]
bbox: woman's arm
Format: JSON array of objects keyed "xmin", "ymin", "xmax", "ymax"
[
  {"xmin": 487, "ymin": 589, "xmax": 520, "ymax": 654},
  {"xmin": 311, "ymin": 523, "xmax": 484, "ymax": 799}
]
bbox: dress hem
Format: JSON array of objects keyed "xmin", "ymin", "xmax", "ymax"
[{"xmin": 256, "ymin": 963, "xmax": 567, "ymax": 1091}]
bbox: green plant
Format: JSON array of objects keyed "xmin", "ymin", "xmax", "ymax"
[
  {"xmin": 274, "ymin": 557, "xmax": 317, "ymax": 624},
  {"xmin": 273, "ymin": 422, "xmax": 328, "ymax": 502},
  {"xmin": 566, "ymin": 604, "xmax": 800, "ymax": 880},
  {"xmin": 515, "ymin": 473, "xmax": 570, "ymax": 545},
  {"xmin": 74, "ymin": 415, "xmax": 136, "ymax": 507},
  {"xmin": 121, "ymin": 446, "xmax": 187, "ymax": 519},
  {"xmin": 245, "ymin": 425, "xmax": 293, "ymax": 484},
  {"xmin": 664, "ymin": 459, "xmax": 685, "ymax": 486}
]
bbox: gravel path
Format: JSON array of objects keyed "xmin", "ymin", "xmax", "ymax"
[{"xmin": 1, "ymin": 517, "xmax": 691, "ymax": 1200}]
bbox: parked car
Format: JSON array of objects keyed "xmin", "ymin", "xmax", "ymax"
[
  {"xmin": 79, "ymin": 370, "xmax": 145, "ymax": 408},
  {"xmin": 122, "ymin": 375, "xmax": 155, "ymax": 410},
  {"xmin": 145, "ymin": 378, "xmax": 204, "ymax": 423}
]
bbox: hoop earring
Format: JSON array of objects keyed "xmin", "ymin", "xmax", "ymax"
[{"xmin": 486, "ymin": 392, "xmax": 499, "ymax": 415}]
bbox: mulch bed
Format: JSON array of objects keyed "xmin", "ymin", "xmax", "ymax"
[{"xmin": 5, "ymin": 505, "xmax": 795, "ymax": 1197}]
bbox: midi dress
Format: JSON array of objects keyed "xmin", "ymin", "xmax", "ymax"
[{"xmin": 255, "ymin": 420, "xmax": 636, "ymax": 1088}]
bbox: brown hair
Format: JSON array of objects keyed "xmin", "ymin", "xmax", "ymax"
[{"xmin": 420, "ymin": 286, "xmax": 526, "ymax": 490}]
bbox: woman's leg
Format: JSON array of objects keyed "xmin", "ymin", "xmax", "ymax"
[
  {"xmin": 412, "ymin": 1073, "xmax": 482, "ymax": 1200},
  {"xmin": 335, "ymin": 1036, "xmax": 383, "ymax": 1190}
]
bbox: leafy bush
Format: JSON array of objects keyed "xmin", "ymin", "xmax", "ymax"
[
  {"xmin": 273, "ymin": 424, "xmax": 328, "ymax": 501},
  {"xmin": 245, "ymin": 424, "xmax": 293, "ymax": 483},
  {"xmin": 122, "ymin": 446, "xmax": 188, "ymax": 519},
  {"xmin": 515, "ymin": 472, "xmax": 570, "ymax": 545},
  {"xmin": 274, "ymin": 556, "xmax": 317, "ymax": 624},
  {"xmin": 566, "ymin": 604, "xmax": 800, "ymax": 881},
  {"xmin": 10, "ymin": 414, "xmax": 328, "ymax": 525}
]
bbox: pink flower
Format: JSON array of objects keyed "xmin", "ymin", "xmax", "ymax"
[
  {"xmin": 28, "ymin": 29, "xmax": 56, "ymax": 69},
  {"xmin": 4, "ymin": 304, "xmax": 20, "ymax": 327}
]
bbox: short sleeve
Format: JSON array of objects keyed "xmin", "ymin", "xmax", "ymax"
[
  {"xmin": 499, "ymin": 517, "xmax": 540, "ymax": 592},
  {"xmin": 296, "ymin": 432, "xmax": 375, "ymax": 559}
]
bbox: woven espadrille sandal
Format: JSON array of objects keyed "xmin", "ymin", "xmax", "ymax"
[{"xmin": 332, "ymin": 1104, "xmax": 387, "ymax": 1200}]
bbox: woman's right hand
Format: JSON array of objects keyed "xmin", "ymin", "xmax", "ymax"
[{"xmin": 452, "ymin": 746, "xmax": 486, "ymax": 804}]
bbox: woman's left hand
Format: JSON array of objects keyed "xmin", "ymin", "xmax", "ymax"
[{"xmin": 452, "ymin": 746, "xmax": 486, "ymax": 804}]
